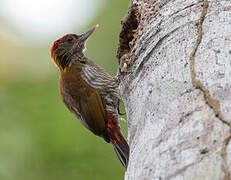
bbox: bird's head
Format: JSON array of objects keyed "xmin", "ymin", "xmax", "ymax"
[{"xmin": 50, "ymin": 25, "xmax": 98, "ymax": 71}]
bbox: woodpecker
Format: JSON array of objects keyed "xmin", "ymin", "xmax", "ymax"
[{"xmin": 50, "ymin": 25, "xmax": 129, "ymax": 167}]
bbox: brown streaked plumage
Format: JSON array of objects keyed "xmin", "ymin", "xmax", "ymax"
[{"xmin": 50, "ymin": 25, "xmax": 129, "ymax": 167}]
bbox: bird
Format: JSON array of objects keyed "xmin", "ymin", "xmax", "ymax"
[{"xmin": 50, "ymin": 25, "xmax": 129, "ymax": 167}]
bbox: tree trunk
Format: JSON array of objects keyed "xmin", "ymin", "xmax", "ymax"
[{"xmin": 117, "ymin": 0, "xmax": 231, "ymax": 179}]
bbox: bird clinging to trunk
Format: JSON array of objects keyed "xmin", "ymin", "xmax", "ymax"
[{"xmin": 50, "ymin": 25, "xmax": 129, "ymax": 167}]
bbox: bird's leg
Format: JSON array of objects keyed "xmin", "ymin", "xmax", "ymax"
[{"xmin": 117, "ymin": 99, "xmax": 126, "ymax": 116}]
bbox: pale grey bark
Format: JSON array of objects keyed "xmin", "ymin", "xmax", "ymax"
[{"xmin": 117, "ymin": 0, "xmax": 231, "ymax": 179}]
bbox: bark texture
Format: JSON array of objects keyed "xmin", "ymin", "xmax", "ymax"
[{"xmin": 117, "ymin": 0, "xmax": 231, "ymax": 179}]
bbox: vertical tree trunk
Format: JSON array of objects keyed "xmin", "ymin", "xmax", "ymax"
[{"xmin": 117, "ymin": 0, "xmax": 231, "ymax": 179}]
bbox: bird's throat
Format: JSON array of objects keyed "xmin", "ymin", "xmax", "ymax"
[{"xmin": 53, "ymin": 55, "xmax": 71, "ymax": 71}]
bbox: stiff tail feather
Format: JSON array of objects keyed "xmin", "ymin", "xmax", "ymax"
[
  {"xmin": 106, "ymin": 112, "xmax": 129, "ymax": 168},
  {"xmin": 111, "ymin": 132, "xmax": 129, "ymax": 168}
]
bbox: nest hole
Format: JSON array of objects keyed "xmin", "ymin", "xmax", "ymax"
[{"xmin": 116, "ymin": 4, "xmax": 139, "ymax": 62}]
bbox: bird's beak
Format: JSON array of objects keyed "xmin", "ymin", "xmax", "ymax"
[{"xmin": 79, "ymin": 24, "xmax": 99, "ymax": 42}]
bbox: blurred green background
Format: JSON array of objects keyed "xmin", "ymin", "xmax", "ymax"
[{"xmin": 0, "ymin": 0, "xmax": 129, "ymax": 180}]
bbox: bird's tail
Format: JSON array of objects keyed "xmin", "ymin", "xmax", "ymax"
[
  {"xmin": 111, "ymin": 131, "xmax": 129, "ymax": 168},
  {"xmin": 106, "ymin": 112, "xmax": 129, "ymax": 168}
]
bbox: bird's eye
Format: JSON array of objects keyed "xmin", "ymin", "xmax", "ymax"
[{"xmin": 66, "ymin": 36, "xmax": 73, "ymax": 42}]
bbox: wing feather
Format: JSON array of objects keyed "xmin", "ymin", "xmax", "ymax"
[{"xmin": 78, "ymin": 88, "xmax": 107, "ymax": 136}]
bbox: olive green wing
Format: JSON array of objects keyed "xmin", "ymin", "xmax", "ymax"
[{"xmin": 78, "ymin": 87, "xmax": 107, "ymax": 137}]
